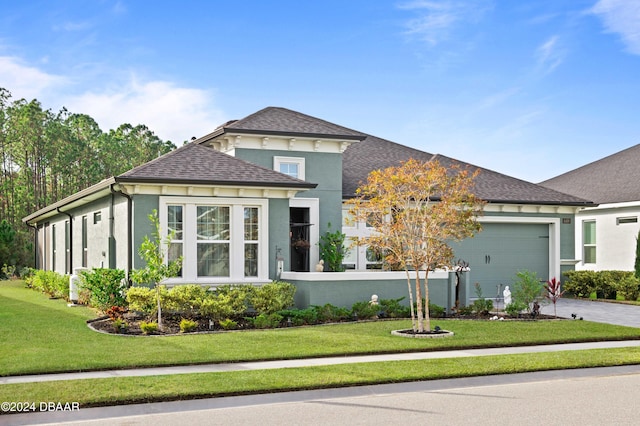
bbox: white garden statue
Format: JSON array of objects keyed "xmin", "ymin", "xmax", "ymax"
[{"xmin": 503, "ymin": 286, "xmax": 512, "ymax": 306}]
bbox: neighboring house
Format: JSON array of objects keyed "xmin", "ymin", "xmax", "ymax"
[
  {"xmin": 541, "ymin": 144, "xmax": 640, "ymax": 272},
  {"xmin": 23, "ymin": 107, "xmax": 593, "ymax": 309}
]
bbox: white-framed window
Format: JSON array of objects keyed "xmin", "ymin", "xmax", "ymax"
[
  {"xmin": 274, "ymin": 156, "xmax": 305, "ymax": 180},
  {"xmin": 341, "ymin": 206, "xmax": 383, "ymax": 270},
  {"xmin": 160, "ymin": 197, "xmax": 268, "ymax": 283},
  {"xmin": 583, "ymin": 220, "xmax": 596, "ymax": 264}
]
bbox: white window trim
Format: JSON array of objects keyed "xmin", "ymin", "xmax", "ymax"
[
  {"xmin": 582, "ymin": 219, "xmax": 596, "ymax": 265},
  {"xmin": 160, "ymin": 197, "xmax": 269, "ymax": 284},
  {"xmin": 274, "ymin": 156, "xmax": 305, "ymax": 180}
]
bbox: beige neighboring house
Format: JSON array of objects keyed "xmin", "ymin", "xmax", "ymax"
[{"xmin": 541, "ymin": 144, "xmax": 640, "ymax": 272}]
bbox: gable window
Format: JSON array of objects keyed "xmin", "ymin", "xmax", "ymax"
[
  {"xmin": 161, "ymin": 197, "xmax": 268, "ymax": 283},
  {"xmin": 274, "ymin": 156, "xmax": 305, "ymax": 180},
  {"xmin": 583, "ymin": 220, "xmax": 596, "ymax": 264}
]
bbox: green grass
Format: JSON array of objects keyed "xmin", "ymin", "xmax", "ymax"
[
  {"xmin": 2, "ymin": 280, "xmax": 640, "ymax": 377},
  {"xmin": 3, "ymin": 280, "xmax": 640, "ymax": 410},
  {"xmin": 2, "ymin": 347, "xmax": 640, "ymax": 408}
]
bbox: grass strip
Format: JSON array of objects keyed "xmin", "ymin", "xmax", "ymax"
[{"xmin": 1, "ymin": 347, "xmax": 640, "ymax": 410}]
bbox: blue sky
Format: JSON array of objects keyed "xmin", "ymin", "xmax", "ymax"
[{"xmin": 1, "ymin": 0, "xmax": 639, "ymax": 183}]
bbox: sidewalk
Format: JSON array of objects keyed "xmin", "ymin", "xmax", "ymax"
[{"xmin": 3, "ymin": 339, "xmax": 640, "ymax": 385}]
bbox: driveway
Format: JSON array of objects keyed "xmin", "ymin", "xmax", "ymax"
[{"xmin": 540, "ymin": 298, "xmax": 640, "ymax": 328}]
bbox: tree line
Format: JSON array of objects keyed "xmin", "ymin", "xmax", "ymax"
[{"xmin": 0, "ymin": 87, "xmax": 176, "ymax": 272}]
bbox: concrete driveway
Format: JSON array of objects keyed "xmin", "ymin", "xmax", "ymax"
[{"xmin": 540, "ymin": 298, "xmax": 640, "ymax": 328}]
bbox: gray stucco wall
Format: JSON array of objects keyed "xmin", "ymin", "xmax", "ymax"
[
  {"xmin": 234, "ymin": 149, "xmax": 343, "ymax": 236},
  {"xmin": 131, "ymin": 194, "xmax": 160, "ymax": 270},
  {"xmin": 269, "ymin": 198, "xmax": 291, "ymax": 278}
]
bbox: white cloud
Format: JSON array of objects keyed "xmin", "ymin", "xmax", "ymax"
[
  {"xmin": 64, "ymin": 77, "xmax": 226, "ymax": 144},
  {"xmin": 0, "ymin": 56, "xmax": 66, "ymax": 100},
  {"xmin": 399, "ymin": 0, "xmax": 493, "ymax": 46},
  {"xmin": 590, "ymin": 0, "xmax": 640, "ymax": 55},
  {"xmin": 535, "ymin": 35, "xmax": 565, "ymax": 74}
]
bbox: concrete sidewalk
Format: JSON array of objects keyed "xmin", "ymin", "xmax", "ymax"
[{"xmin": 3, "ymin": 339, "xmax": 640, "ymax": 385}]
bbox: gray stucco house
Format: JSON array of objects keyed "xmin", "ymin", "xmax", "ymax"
[{"xmin": 23, "ymin": 107, "xmax": 593, "ymax": 309}]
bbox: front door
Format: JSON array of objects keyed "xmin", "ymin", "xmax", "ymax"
[{"xmin": 290, "ymin": 207, "xmax": 311, "ymax": 272}]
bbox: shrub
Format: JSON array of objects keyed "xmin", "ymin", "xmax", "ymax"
[
  {"xmin": 112, "ymin": 318, "xmax": 128, "ymax": 333},
  {"xmin": 179, "ymin": 318, "xmax": 199, "ymax": 333},
  {"xmin": 126, "ymin": 286, "xmax": 158, "ymax": 314},
  {"xmin": 1, "ymin": 264, "xmax": 16, "ymax": 280},
  {"xmin": 249, "ymin": 313, "xmax": 283, "ymax": 329},
  {"xmin": 30, "ymin": 270, "xmax": 69, "ymax": 299},
  {"xmin": 351, "ymin": 300, "xmax": 379, "ymax": 320},
  {"xmin": 429, "ymin": 302, "xmax": 446, "ymax": 318},
  {"xmin": 312, "ymin": 303, "xmax": 351, "ymax": 322},
  {"xmin": 471, "ymin": 282, "xmax": 493, "ymax": 316},
  {"xmin": 106, "ymin": 305, "xmax": 126, "ymax": 320},
  {"xmin": 505, "ymin": 300, "xmax": 528, "ymax": 317},
  {"xmin": 378, "ymin": 297, "xmax": 411, "ymax": 318},
  {"xmin": 164, "ymin": 285, "xmax": 208, "ymax": 316},
  {"xmin": 280, "ymin": 308, "xmax": 319, "ymax": 326},
  {"xmin": 615, "ymin": 274, "xmax": 640, "ymax": 301},
  {"xmin": 250, "ymin": 281, "xmax": 296, "ymax": 314},
  {"xmin": 139, "ymin": 321, "xmax": 158, "ymax": 334},
  {"xmin": 512, "ymin": 270, "xmax": 544, "ymax": 313},
  {"xmin": 218, "ymin": 318, "xmax": 238, "ymax": 330},
  {"xmin": 563, "ymin": 270, "xmax": 598, "ymax": 298},
  {"xmin": 80, "ymin": 268, "xmax": 127, "ymax": 311},
  {"xmin": 318, "ymin": 223, "xmax": 346, "ymax": 272},
  {"xmin": 200, "ymin": 285, "xmax": 252, "ymax": 322}
]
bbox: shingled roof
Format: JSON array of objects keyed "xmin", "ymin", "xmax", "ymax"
[
  {"xmin": 197, "ymin": 107, "xmax": 365, "ymax": 142},
  {"xmin": 117, "ymin": 142, "xmax": 316, "ymax": 189},
  {"xmin": 540, "ymin": 143, "xmax": 640, "ymax": 204}
]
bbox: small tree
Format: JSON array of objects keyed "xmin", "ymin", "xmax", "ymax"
[
  {"xmin": 130, "ymin": 210, "xmax": 182, "ymax": 330},
  {"xmin": 348, "ymin": 159, "xmax": 484, "ymax": 332},
  {"xmin": 544, "ymin": 277, "xmax": 564, "ymax": 318}
]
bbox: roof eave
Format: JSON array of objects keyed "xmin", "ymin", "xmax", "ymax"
[
  {"xmin": 115, "ymin": 176, "xmax": 318, "ymax": 189},
  {"xmin": 22, "ymin": 177, "xmax": 117, "ymax": 224},
  {"xmin": 196, "ymin": 128, "xmax": 365, "ymax": 145}
]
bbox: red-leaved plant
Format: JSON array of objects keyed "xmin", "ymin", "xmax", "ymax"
[{"xmin": 544, "ymin": 277, "xmax": 565, "ymax": 318}]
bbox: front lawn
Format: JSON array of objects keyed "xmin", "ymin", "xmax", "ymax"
[{"xmin": 2, "ymin": 280, "xmax": 640, "ymax": 376}]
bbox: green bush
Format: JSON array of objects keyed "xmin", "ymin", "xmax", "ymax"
[
  {"xmin": 200, "ymin": 285, "xmax": 252, "ymax": 321},
  {"xmin": 505, "ymin": 300, "xmax": 528, "ymax": 317},
  {"xmin": 471, "ymin": 298, "xmax": 493, "ymax": 316},
  {"xmin": 80, "ymin": 268, "xmax": 127, "ymax": 311},
  {"xmin": 179, "ymin": 318, "xmax": 199, "ymax": 333},
  {"xmin": 378, "ymin": 297, "xmax": 411, "ymax": 318},
  {"xmin": 351, "ymin": 300, "xmax": 379, "ymax": 320},
  {"xmin": 615, "ymin": 274, "xmax": 640, "ymax": 301},
  {"xmin": 429, "ymin": 302, "xmax": 446, "ymax": 318},
  {"xmin": 250, "ymin": 281, "xmax": 296, "ymax": 314},
  {"xmin": 112, "ymin": 318, "xmax": 128, "ymax": 333},
  {"xmin": 249, "ymin": 313, "xmax": 283, "ymax": 329},
  {"xmin": 279, "ymin": 308, "xmax": 319, "ymax": 326},
  {"xmin": 563, "ymin": 270, "xmax": 598, "ymax": 298},
  {"xmin": 513, "ymin": 270, "xmax": 544, "ymax": 313},
  {"xmin": 312, "ymin": 303, "xmax": 351, "ymax": 322},
  {"xmin": 126, "ymin": 286, "xmax": 158, "ymax": 314},
  {"xmin": 30, "ymin": 270, "xmax": 69, "ymax": 299},
  {"xmin": 139, "ymin": 321, "xmax": 158, "ymax": 334},
  {"xmin": 164, "ymin": 285, "xmax": 209, "ymax": 316},
  {"xmin": 218, "ymin": 318, "xmax": 238, "ymax": 330}
]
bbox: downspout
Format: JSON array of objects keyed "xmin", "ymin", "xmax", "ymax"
[
  {"xmin": 57, "ymin": 207, "xmax": 73, "ymax": 273},
  {"xmin": 110, "ymin": 184, "xmax": 133, "ymax": 282},
  {"xmin": 25, "ymin": 222, "xmax": 38, "ymax": 268}
]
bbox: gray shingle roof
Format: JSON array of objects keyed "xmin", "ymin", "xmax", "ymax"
[
  {"xmin": 117, "ymin": 142, "xmax": 316, "ymax": 189},
  {"xmin": 198, "ymin": 107, "xmax": 365, "ymax": 142},
  {"xmin": 342, "ymin": 132, "xmax": 592, "ymax": 206},
  {"xmin": 540, "ymin": 143, "xmax": 640, "ymax": 204}
]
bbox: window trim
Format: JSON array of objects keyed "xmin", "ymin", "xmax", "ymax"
[
  {"xmin": 616, "ymin": 216, "xmax": 638, "ymax": 225},
  {"xmin": 582, "ymin": 220, "xmax": 596, "ymax": 264},
  {"xmin": 160, "ymin": 197, "xmax": 269, "ymax": 284},
  {"xmin": 274, "ymin": 156, "xmax": 305, "ymax": 180}
]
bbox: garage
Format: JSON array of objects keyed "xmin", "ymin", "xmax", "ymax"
[{"xmin": 452, "ymin": 222, "xmax": 550, "ymax": 299}]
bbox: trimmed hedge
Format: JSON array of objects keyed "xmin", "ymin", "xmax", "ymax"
[{"xmin": 563, "ymin": 270, "xmax": 640, "ymax": 301}]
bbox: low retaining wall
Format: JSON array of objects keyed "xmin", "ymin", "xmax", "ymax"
[{"xmin": 280, "ymin": 270, "xmax": 471, "ymax": 313}]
